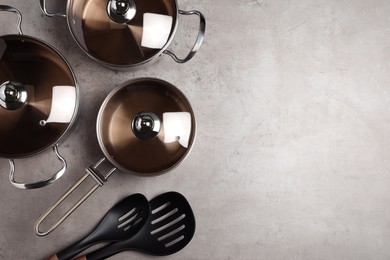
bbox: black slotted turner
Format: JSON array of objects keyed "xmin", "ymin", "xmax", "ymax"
[
  {"xmin": 77, "ymin": 191, "xmax": 196, "ymax": 260},
  {"xmin": 49, "ymin": 193, "xmax": 150, "ymax": 260}
]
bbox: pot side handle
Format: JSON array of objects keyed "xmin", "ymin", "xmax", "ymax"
[
  {"xmin": 0, "ymin": 4, "xmax": 23, "ymax": 34},
  {"xmin": 9, "ymin": 145, "xmax": 67, "ymax": 189},
  {"xmin": 39, "ymin": 0, "xmax": 66, "ymax": 18},
  {"xmin": 34, "ymin": 158, "xmax": 116, "ymax": 236},
  {"xmin": 163, "ymin": 10, "xmax": 206, "ymax": 63}
]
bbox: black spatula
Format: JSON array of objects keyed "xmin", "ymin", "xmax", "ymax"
[
  {"xmin": 48, "ymin": 193, "xmax": 149, "ymax": 260},
  {"xmin": 76, "ymin": 191, "xmax": 196, "ymax": 260}
]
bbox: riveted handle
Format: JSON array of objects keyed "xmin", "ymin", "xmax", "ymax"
[
  {"xmin": 0, "ymin": 5, "xmax": 23, "ymax": 34},
  {"xmin": 163, "ymin": 10, "xmax": 206, "ymax": 63},
  {"xmin": 9, "ymin": 145, "xmax": 67, "ymax": 189}
]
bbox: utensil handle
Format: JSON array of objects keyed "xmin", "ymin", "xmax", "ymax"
[
  {"xmin": 75, "ymin": 241, "xmax": 131, "ymax": 260},
  {"xmin": 163, "ymin": 10, "xmax": 206, "ymax": 63},
  {"xmin": 39, "ymin": 0, "xmax": 66, "ymax": 18},
  {"xmin": 0, "ymin": 4, "xmax": 23, "ymax": 34},
  {"xmin": 49, "ymin": 233, "xmax": 98, "ymax": 260},
  {"xmin": 34, "ymin": 158, "xmax": 116, "ymax": 236},
  {"xmin": 9, "ymin": 145, "xmax": 67, "ymax": 189}
]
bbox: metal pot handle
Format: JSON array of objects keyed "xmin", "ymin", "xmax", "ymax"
[
  {"xmin": 39, "ymin": 0, "xmax": 66, "ymax": 18},
  {"xmin": 9, "ymin": 145, "xmax": 67, "ymax": 189},
  {"xmin": 34, "ymin": 158, "xmax": 116, "ymax": 236},
  {"xmin": 0, "ymin": 5, "xmax": 23, "ymax": 34},
  {"xmin": 163, "ymin": 10, "xmax": 206, "ymax": 63}
]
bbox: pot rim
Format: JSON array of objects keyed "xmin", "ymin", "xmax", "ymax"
[
  {"xmin": 96, "ymin": 77, "xmax": 196, "ymax": 176},
  {"xmin": 65, "ymin": 0, "xmax": 180, "ymax": 68},
  {"xmin": 0, "ymin": 34, "xmax": 79, "ymax": 159}
]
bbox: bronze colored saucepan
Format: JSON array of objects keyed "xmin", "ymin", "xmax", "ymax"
[
  {"xmin": 35, "ymin": 78, "xmax": 196, "ymax": 236},
  {"xmin": 0, "ymin": 5, "xmax": 79, "ymax": 189},
  {"xmin": 39, "ymin": 0, "xmax": 206, "ymax": 69}
]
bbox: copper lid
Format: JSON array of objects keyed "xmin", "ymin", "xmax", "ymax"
[
  {"xmin": 0, "ymin": 35, "xmax": 77, "ymax": 158},
  {"xmin": 67, "ymin": 0, "xmax": 177, "ymax": 66},
  {"xmin": 97, "ymin": 78, "xmax": 195, "ymax": 175}
]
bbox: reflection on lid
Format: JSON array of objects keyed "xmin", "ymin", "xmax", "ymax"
[
  {"xmin": 40, "ymin": 86, "xmax": 76, "ymax": 126},
  {"xmin": 141, "ymin": 13, "xmax": 172, "ymax": 49},
  {"xmin": 163, "ymin": 112, "xmax": 191, "ymax": 148}
]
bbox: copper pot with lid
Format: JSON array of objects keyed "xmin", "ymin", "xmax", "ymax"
[
  {"xmin": 0, "ymin": 5, "xmax": 79, "ymax": 189},
  {"xmin": 39, "ymin": 0, "xmax": 206, "ymax": 68},
  {"xmin": 35, "ymin": 78, "xmax": 195, "ymax": 236}
]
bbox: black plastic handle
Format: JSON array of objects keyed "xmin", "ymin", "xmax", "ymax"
[{"xmin": 55, "ymin": 235, "xmax": 100, "ymax": 260}]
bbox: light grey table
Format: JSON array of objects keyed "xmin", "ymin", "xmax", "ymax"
[{"xmin": 1, "ymin": 0, "xmax": 390, "ymax": 259}]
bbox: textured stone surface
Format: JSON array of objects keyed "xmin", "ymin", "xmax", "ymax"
[{"xmin": 1, "ymin": 0, "xmax": 390, "ymax": 259}]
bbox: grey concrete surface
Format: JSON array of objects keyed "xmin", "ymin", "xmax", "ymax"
[{"xmin": 1, "ymin": 0, "xmax": 390, "ymax": 259}]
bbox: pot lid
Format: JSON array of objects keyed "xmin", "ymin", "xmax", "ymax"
[
  {"xmin": 68, "ymin": 0, "xmax": 177, "ymax": 66},
  {"xmin": 97, "ymin": 78, "xmax": 195, "ymax": 175},
  {"xmin": 0, "ymin": 35, "xmax": 77, "ymax": 158}
]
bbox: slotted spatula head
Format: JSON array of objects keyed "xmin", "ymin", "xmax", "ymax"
[
  {"xmin": 50, "ymin": 193, "xmax": 150, "ymax": 260},
  {"xmin": 81, "ymin": 191, "xmax": 196, "ymax": 260}
]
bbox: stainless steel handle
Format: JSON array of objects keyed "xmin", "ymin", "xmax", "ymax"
[
  {"xmin": 39, "ymin": 0, "xmax": 67, "ymax": 18},
  {"xmin": 0, "ymin": 5, "xmax": 23, "ymax": 34},
  {"xmin": 163, "ymin": 10, "xmax": 206, "ymax": 63},
  {"xmin": 9, "ymin": 145, "xmax": 67, "ymax": 189},
  {"xmin": 34, "ymin": 158, "xmax": 116, "ymax": 236}
]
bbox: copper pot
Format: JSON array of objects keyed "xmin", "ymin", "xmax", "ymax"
[
  {"xmin": 39, "ymin": 0, "xmax": 206, "ymax": 68},
  {"xmin": 35, "ymin": 78, "xmax": 195, "ymax": 236},
  {"xmin": 0, "ymin": 5, "xmax": 79, "ymax": 189}
]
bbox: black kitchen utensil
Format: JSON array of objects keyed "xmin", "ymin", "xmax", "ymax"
[
  {"xmin": 76, "ymin": 191, "xmax": 196, "ymax": 260},
  {"xmin": 49, "ymin": 193, "xmax": 150, "ymax": 260}
]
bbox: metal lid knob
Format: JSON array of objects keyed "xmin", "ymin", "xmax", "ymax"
[
  {"xmin": 132, "ymin": 112, "xmax": 160, "ymax": 140},
  {"xmin": 107, "ymin": 0, "xmax": 136, "ymax": 23},
  {"xmin": 0, "ymin": 81, "xmax": 27, "ymax": 110}
]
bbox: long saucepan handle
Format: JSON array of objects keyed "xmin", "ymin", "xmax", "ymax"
[
  {"xmin": 34, "ymin": 158, "xmax": 116, "ymax": 236},
  {"xmin": 163, "ymin": 10, "xmax": 206, "ymax": 63}
]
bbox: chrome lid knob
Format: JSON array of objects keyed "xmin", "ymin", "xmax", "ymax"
[
  {"xmin": 113, "ymin": 0, "xmax": 130, "ymax": 14},
  {"xmin": 107, "ymin": 0, "xmax": 136, "ymax": 23},
  {"xmin": 132, "ymin": 112, "xmax": 160, "ymax": 140},
  {"xmin": 0, "ymin": 81, "xmax": 27, "ymax": 110}
]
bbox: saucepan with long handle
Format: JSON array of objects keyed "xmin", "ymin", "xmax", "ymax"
[{"xmin": 35, "ymin": 78, "xmax": 196, "ymax": 236}]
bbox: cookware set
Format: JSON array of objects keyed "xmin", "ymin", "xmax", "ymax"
[
  {"xmin": 0, "ymin": 1, "xmax": 205, "ymax": 258},
  {"xmin": 35, "ymin": 78, "xmax": 196, "ymax": 236}
]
